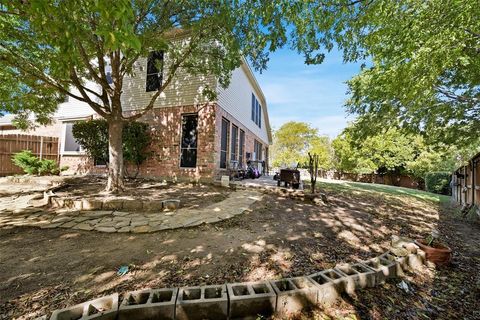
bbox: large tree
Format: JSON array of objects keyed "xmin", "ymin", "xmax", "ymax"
[
  {"xmin": 270, "ymin": 121, "xmax": 333, "ymax": 169},
  {"xmin": 328, "ymin": 0, "xmax": 480, "ymax": 145},
  {"xmin": 0, "ymin": 0, "xmax": 330, "ymax": 192}
]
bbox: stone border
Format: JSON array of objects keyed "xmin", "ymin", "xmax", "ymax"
[
  {"xmin": 1, "ymin": 190, "xmax": 262, "ymax": 234},
  {"xmin": 48, "ymin": 196, "xmax": 180, "ymax": 212},
  {"xmin": 40, "ymin": 240, "xmax": 427, "ymax": 320}
]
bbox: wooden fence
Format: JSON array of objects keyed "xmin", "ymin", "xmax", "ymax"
[
  {"xmin": 0, "ymin": 134, "xmax": 59, "ymax": 176},
  {"xmin": 318, "ymin": 170, "xmax": 423, "ymax": 190},
  {"xmin": 452, "ymin": 152, "xmax": 480, "ymax": 206}
]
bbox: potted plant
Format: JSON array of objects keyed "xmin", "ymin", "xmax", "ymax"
[{"xmin": 415, "ymin": 229, "xmax": 452, "ymax": 266}]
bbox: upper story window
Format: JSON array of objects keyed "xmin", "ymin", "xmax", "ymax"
[
  {"xmin": 146, "ymin": 51, "xmax": 164, "ymax": 92},
  {"xmin": 251, "ymin": 93, "xmax": 261, "ymax": 128}
]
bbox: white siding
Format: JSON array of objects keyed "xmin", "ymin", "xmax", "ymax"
[
  {"xmin": 217, "ymin": 65, "xmax": 270, "ymax": 144},
  {"xmin": 54, "ymin": 80, "xmax": 97, "ymax": 120},
  {"xmin": 121, "ymin": 57, "xmax": 215, "ymax": 111}
]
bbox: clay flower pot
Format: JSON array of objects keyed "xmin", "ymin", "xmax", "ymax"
[{"xmin": 415, "ymin": 239, "xmax": 452, "ymax": 266}]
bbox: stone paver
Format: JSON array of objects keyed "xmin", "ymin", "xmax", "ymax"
[{"xmin": 0, "ymin": 190, "xmax": 262, "ymax": 234}]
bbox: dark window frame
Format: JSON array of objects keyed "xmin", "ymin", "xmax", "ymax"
[
  {"xmin": 251, "ymin": 93, "xmax": 262, "ymax": 128},
  {"xmin": 146, "ymin": 51, "xmax": 164, "ymax": 92},
  {"xmin": 239, "ymin": 129, "xmax": 245, "ymax": 167},
  {"xmin": 180, "ymin": 113, "xmax": 198, "ymax": 168},
  {"xmin": 220, "ymin": 118, "xmax": 230, "ymax": 169},
  {"xmin": 230, "ymin": 124, "xmax": 238, "ymax": 163},
  {"xmin": 254, "ymin": 139, "xmax": 263, "ymax": 161}
]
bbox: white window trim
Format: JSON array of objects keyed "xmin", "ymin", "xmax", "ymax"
[{"xmin": 60, "ymin": 121, "xmax": 86, "ymax": 156}]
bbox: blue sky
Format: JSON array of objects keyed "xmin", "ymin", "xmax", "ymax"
[{"xmin": 253, "ymin": 48, "xmax": 364, "ymax": 137}]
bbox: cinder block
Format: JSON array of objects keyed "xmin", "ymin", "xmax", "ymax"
[
  {"xmin": 221, "ymin": 175, "xmax": 229, "ymax": 187},
  {"xmin": 335, "ymin": 263, "xmax": 376, "ymax": 294},
  {"xmin": 50, "ymin": 293, "xmax": 118, "ymax": 320},
  {"xmin": 307, "ymin": 269, "xmax": 344, "ymax": 305},
  {"xmin": 227, "ymin": 281, "xmax": 276, "ymax": 320},
  {"xmin": 176, "ymin": 285, "xmax": 228, "ymax": 320},
  {"xmin": 363, "ymin": 256, "xmax": 398, "ymax": 284},
  {"xmin": 270, "ymin": 277, "xmax": 317, "ymax": 315},
  {"xmin": 379, "ymin": 251, "xmax": 407, "ymax": 276},
  {"xmin": 118, "ymin": 288, "xmax": 177, "ymax": 320}
]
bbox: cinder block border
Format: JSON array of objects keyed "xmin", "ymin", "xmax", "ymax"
[
  {"xmin": 118, "ymin": 288, "xmax": 177, "ymax": 320},
  {"xmin": 43, "ymin": 245, "xmax": 427, "ymax": 320}
]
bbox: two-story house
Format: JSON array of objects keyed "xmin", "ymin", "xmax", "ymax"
[{"xmin": 0, "ymin": 56, "xmax": 272, "ymax": 182}]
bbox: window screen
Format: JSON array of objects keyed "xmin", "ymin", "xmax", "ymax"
[
  {"xmin": 230, "ymin": 125, "xmax": 238, "ymax": 162},
  {"xmin": 220, "ymin": 118, "xmax": 229, "ymax": 169},
  {"xmin": 146, "ymin": 51, "xmax": 164, "ymax": 92},
  {"xmin": 180, "ymin": 114, "xmax": 198, "ymax": 168},
  {"xmin": 239, "ymin": 129, "xmax": 245, "ymax": 167},
  {"xmin": 64, "ymin": 123, "xmax": 82, "ymax": 152}
]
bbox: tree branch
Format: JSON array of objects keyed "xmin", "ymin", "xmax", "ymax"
[{"xmin": 69, "ymin": 67, "xmax": 110, "ymax": 118}]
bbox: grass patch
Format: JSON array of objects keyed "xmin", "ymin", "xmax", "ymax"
[{"xmin": 314, "ymin": 179, "xmax": 451, "ymax": 204}]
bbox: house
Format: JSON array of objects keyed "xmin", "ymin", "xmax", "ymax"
[{"xmin": 0, "ymin": 56, "xmax": 272, "ymax": 182}]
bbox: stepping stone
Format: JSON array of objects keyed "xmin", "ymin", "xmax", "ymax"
[
  {"xmin": 131, "ymin": 220, "xmax": 149, "ymax": 227},
  {"xmin": 74, "ymin": 223, "xmax": 94, "ymax": 231},
  {"xmin": 115, "ymin": 220, "xmax": 130, "ymax": 228},
  {"xmin": 95, "ymin": 226, "xmax": 117, "ymax": 233},
  {"xmin": 117, "ymin": 227, "xmax": 131, "ymax": 233},
  {"xmin": 60, "ymin": 221, "xmax": 77, "ymax": 228}
]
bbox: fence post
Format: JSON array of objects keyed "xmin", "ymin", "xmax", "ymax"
[{"xmin": 39, "ymin": 136, "xmax": 44, "ymax": 160}]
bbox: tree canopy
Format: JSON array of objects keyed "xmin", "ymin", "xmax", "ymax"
[
  {"xmin": 334, "ymin": 0, "xmax": 480, "ymax": 145},
  {"xmin": 271, "ymin": 121, "xmax": 333, "ymax": 169},
  {"xmin": 332, "ymin": 123, "xmax": 480, "ymax": 181}
]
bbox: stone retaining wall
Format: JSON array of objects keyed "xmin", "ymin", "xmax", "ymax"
[{"xmin": 41, "ymin": 241, "xmax": 427, "ymax": 320}]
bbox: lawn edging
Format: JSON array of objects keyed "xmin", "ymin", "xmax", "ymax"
[{"xmin": 40, "ymin": 239, "xmax": 427, "ymax": 320}]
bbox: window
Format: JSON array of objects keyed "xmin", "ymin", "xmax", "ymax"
[
  {"xmin": 146, "ymin": 51, "xmax": 164, "ymax": 92},
  {"xmin": 106, "ymin": 71, "xmax": 113, "ymax": 85},
  {"xmin": 251, "ymin": 94, "xmax": 255, "ymax": 122},
  {"xmin": 180, "ymin": 114, "xmax": 198, "ymax": 168},
  {"xmin": 63, "ymin": 123, "xmax": 82, "ymax": 153},
  {"xmin": 254, "ymin": 140, "xmax": 262, "ymax": 161},
  {"xmin": 239, "ymin": 129, "xmax": 245, "ymax": 167},
  {"xmin": 251, "ymin": 93, "xmax": 262, "ymax": 128},
  {"xmin": 220, "ymin": 118, "xmax": 229, "ymax": 169},
  {"xmin": 230, "ymin": 125, "xmax": 238, "ymax": 162}
]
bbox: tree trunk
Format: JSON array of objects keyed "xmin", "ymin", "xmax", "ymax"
[{"xmin": 106, "ymin": 120, "xmax": 125, "ymax": 193}]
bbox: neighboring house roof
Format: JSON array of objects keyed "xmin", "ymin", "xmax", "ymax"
[
  {"xmin": 240, "ymin": 58, "xmax": 272, "ymax": 144},
  {"xmin": 0, "ymin": 114, "xmax": 15, "ymax": 125}
]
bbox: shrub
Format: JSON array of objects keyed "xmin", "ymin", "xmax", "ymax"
[
  {"xmin": 12, "ymin": 150, "xmax": 62, "ymax": 175},
  {"xmin": 425, "ymin": 171, "xmax": 451, "ymax": 195},
  {"xmin": 71, "ymin": 119, "xmax": 109, "ymax": 165},
  {"xmin": 72, "ymin": 119, "xmax": 151, "ymax": 177}
]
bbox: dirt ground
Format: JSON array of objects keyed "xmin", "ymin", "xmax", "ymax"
[
  {"xmin": 1, "ymin": 181, "xmax": 479, "ymax": 319},
  {"xmin": 54, "ymin": 176, "xmax": 231, "ymax": 210}
]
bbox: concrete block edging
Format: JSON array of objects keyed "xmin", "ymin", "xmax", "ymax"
[{"xmin": 43, "ymin": 248, "xmax": 427, "ymax": 320}]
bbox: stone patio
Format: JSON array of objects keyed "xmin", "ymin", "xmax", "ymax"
[{"xmin": 0, "ymin": 189, "xmax": 262, "ymax": 233}]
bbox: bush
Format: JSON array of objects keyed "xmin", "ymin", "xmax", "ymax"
[
  {"xmin": 71, "ymin": 119, "xmax": 109, "ymax": 165},
  {"xmin": 425, "ymin": 171, "xmax": 451, "ymax": 195},
  {"xmin": 72, "ymin": 119, "xmax": 151, "ymax": 177},
  {"xmin": 12, "ymin": 150, "xmax": 62, "ymax": 175}
]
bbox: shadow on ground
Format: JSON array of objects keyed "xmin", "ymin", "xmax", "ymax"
[{"xmin": 0, "ymin": 181, "xmax": 478, "ymax": 319}]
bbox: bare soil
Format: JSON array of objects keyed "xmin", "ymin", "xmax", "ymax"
[
  {"xmin": 53, "ymin": 176, "xmax": 231, "ymax": 210},
  {"xmin": 1, "ymin": 182, "xmax": 479, "ymax": 319}
]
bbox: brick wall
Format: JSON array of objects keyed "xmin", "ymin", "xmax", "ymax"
[{"xmin": 130, "ymin": 103, "xmax": 217, "ymax": 182}]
